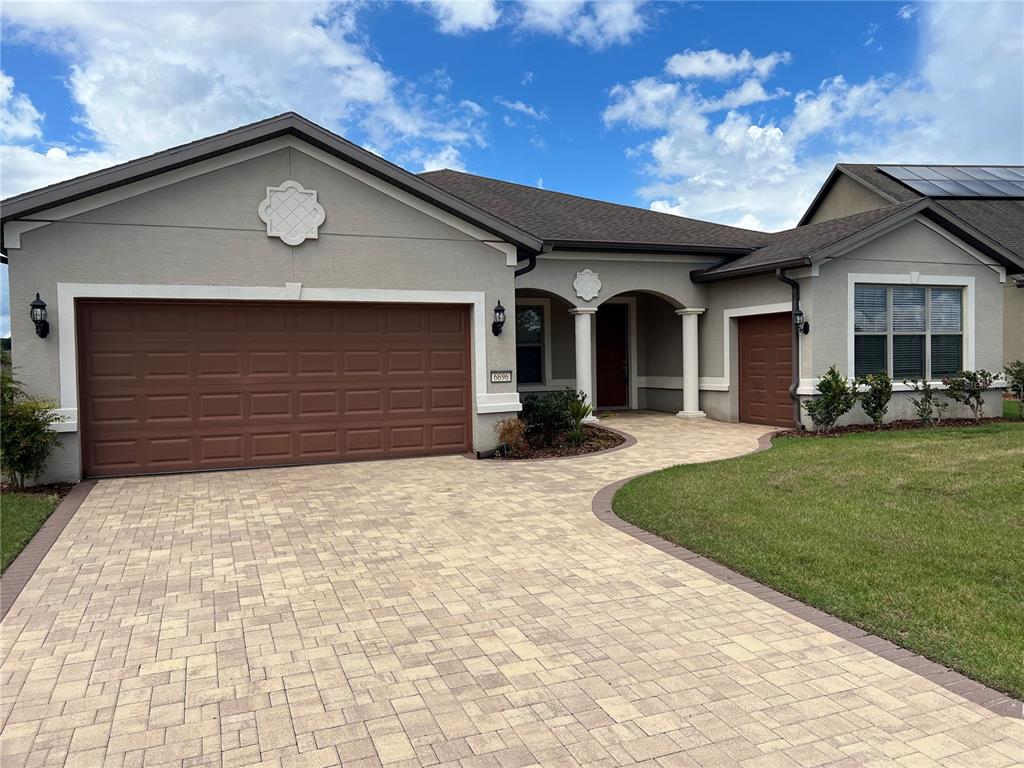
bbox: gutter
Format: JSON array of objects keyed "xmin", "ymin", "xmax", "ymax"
[{"xmin": 775, "ymin": 268, "xmax": 803, "ymax": 427}]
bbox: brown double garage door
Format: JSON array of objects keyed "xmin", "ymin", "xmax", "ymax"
[{"xmin": 77, "ymin": 300, "xmax": 472, "ymax": 477}]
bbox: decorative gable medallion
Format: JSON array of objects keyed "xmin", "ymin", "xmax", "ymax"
[
  {"xmin": 257, "ymin": 180, "xmax": 326, "ymax": 246},
  {"xmin": 573, "ymin": 269, "xmax": 602, "ymax": 301}
]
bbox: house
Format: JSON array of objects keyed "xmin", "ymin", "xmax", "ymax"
[{"xmin": 2, "ymin": 113, "xmax": 1022, "ymax": 481}]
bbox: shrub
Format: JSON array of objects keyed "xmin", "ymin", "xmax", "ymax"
[
  {"xmin": 494, "ymin": 417, "xmax": 528, "ymax": 458},
  {"xmin": 1, "ymin": 363, "xmax": 63, "ymax": 489},
  {"xmin": 904, "ymin": 379, "xmax": 944, "ymax": 425},
  {"xmin": 1005, "ymin": 360, "xmax": 1024, "ymax": 420},
  {"xmin": 520, "ymin": 389, "xmax": 576, "ymax": 446},
  {"xmin": 942, "ymin": 369, "xmax": 997, "ymax": 421},
  {"xmin": 802, "ymin": 366, "xmax": 857, "ymax": 432},
  {"xmin": 856, "ymin": 371, "xmax": 893, "ymax": 428},
  {"xmin": 566, "ymin": 392, "xmax": 593, "ymax": 445}
]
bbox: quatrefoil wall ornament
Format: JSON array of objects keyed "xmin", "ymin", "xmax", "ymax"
[
  {"xmin": 573, "ymin": 269, "xmax": 602, "ymax": 301},
  {"xmin": 257, "ymin": 180, "xmax": 326, "ymax": 246}
]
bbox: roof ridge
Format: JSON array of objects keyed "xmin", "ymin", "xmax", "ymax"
[{"xmin": 418, "ymin": 168, "xmax": 768, "ymax": 236}]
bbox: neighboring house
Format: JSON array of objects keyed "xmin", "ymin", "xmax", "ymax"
[
  {"xmin": 801, "ymin": 163, "xmax": 1024, "ymax": 365},
  {"xmin": 2, "ymin": 114, "xmax": 1022, "ymax": 481}
]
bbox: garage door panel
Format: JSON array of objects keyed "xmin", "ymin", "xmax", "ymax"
[
  {"xmin": 739, "ymin": 313, "xmax": 795, "ymax": 428},
  {"xmin": 77, "ymin": 299, "xmax": 471, "ymax": 476}
]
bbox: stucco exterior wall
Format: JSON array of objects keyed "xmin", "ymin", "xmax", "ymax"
[
  {"xmin": 1004, "ymin": 283, "xmax": 1024, "ymax": 364},
  {"xmin": 8, "ymin": 145, "xmax": 519, "ymax": 481},
  {"xmin": 805, "ymin": 173, "xmax": 890, "ymax": 225}
]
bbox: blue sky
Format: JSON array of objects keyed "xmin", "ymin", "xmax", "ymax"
[{"xmin": 2, "ymin": 1, "xmax": 1022, "ymax": 337}]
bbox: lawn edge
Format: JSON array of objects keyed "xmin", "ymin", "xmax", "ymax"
[
  {"xmin": 591, "ymin": 466, "xmax": 1023, "ymax": 720},
  {"xmin": 0, "ymin": 480, "xmax": 97, "ymax": 622}
]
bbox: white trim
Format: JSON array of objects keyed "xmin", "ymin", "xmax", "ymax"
[
  {"xmin": 637, "ymin": 375, "xmax": 683, "ymax": 389},
  {"xmin": 515, "ymin": 297, "xmax": 554, "ymax": 389},
  {"xmin": 55, "ymin": 283, "xmax": 508, "ymax": 434},
  {"xmin": 795, "ymin": 377, "xmax": 1006, "ymax": 396},
  {"xmin": 517, "ymin": 379, "xmax": 576, "ymax": 392},
  {"xmin": 914, "ymin": 215, "xmax": 1006, "ymax": 282},
  {"xmin": 539, "ymin": 251, "xmax": 717, "ymax": 264},
  {"xmin": 707, "ymin": 302, "xmax": 793, "ymax": 391},
  {"xmin": 3, "ymin": 220, "xmax": 49, "ymax": 249},
  {"xmin": 846, "ymin": 273, "xmax": 976, "ymax": 379},
  {"xmin": 11, "ymin": 136, "xmax": 515, "ymax": 258}
]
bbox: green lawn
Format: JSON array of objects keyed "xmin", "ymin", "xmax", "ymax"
[
  {"xmin": 1, "ymin": 492, "xmax": 61, "ymax": 573},
  {"xmin": 1006, "ymin": 398, "xmax": 1022, "ymax": 419},
  {"xmin": 614, "ymin": 423, "xmax": 1024, "ymax": 698}
]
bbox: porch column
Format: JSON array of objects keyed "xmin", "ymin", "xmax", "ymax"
[
  {"xmin": 569, "ymin": 307, "xmax": 598, "ymax": 418},
  {"xmin": 676, "ymin": 307, "xmax": 706, "ymax": 418}
]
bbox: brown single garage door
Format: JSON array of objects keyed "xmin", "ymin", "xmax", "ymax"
[
  {"xmin": 738, "ymin": 312, "xmax": 796, "ymax": 428},
  {"xmin": 77, "ymin": 300, "xmax": 472, "ymax": 477}
]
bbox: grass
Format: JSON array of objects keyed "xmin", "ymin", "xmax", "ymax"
[
  {"xmin": 1005, "ymin": 398, "xmax": 1022, "ymax": 419},
  {"xmin": 1, "ymin": 492, "xmax": 61, "ymax": 573},
  {"xmin": 613, "ymin": 422, "xmax": 1024, "ymax": 698}
]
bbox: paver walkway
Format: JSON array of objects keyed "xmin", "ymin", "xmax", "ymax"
[{"xmin": 1, "ymin": 413, "xmax": 1022, "ymax": 767}]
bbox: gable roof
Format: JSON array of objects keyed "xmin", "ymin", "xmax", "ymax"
[
  {"xmin": 419, "ymin": 169, "xmax": 767, "ymax": 253},
  {"xmin": 798, "ymin": 163, "xmax": 1024, "ymax": 269},
  {"xmin": 694, "ymin": 198, "xmax": 1024, "ymax": 281},
  {"xmin": 0, "ymin": 112, "xmax": 544, "ymax": 254}
]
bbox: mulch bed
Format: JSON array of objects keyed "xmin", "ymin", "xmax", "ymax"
[
  {"xmin": 1, "ymin": 482, "xmax": 77, "ymax": 499},
  {"xmin": 494, "ymin": 424, "xmax": 625, "ymax": 460},
  {"xmin": 775, "ymin": 417, "xmax": 1021, "ymax": 439}
]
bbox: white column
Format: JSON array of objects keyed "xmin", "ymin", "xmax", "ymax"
[
  {"xmin": 676, "ymin": 307, "xmax": 706, "ymax": 418},
  {"xmin": 569, "ymin": 307, "xmax": 598, "ymax": 419}
]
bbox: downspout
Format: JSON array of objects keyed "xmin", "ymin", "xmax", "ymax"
[
  {"xmin": 514, "ymin": 252, "xmax": 536, "ymax": 277},
  {"xmin": 775, "ymin": 268, "xmax": 803, "ymax": 427}
]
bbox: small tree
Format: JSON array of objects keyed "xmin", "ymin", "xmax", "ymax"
[
  {"xmin": 803, "ymin": 366, "xmax": 857, "ymax": 432},
  {"xmin": 942, "ymin": 369, "xmax": 997, "ymax": 421},
  {"xmin": 1, "ymin": 362, "xmax": 63, "ymax": 489},
  {"xmin": 856, "ymin": 372, "xmax": 893, "ymax": 428},
  {"xmin": 1004, "ymin": 360, "xmax": 1024, "ymax": 420},
  {"xmin": 904, "ymin": 379, "xmax": 947, "ymax": 425}
]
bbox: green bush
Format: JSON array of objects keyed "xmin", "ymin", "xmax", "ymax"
[
  {"xmin": 520, "ymin": 389, "xmax": 582, "ymax": 446},
  {"xmin": 856, "ymin": 371, "xmax": 893, "ymax": 428},
  {"xmin": 904, "ymin": 379, "xmax": 948, "ymax": 425},
  {"xmin": 566, "ymin": 392, "xmax": 593, "ymax": 445},
  {"xmin": 803, "ymin": 366, "xmax": 857, "ymax": 432},
  {"xmin": 1004, "ymin": 360, "xmax": 1024, "ymax": 420},
  {"xmin": 942, "ymin": 369, "xmax": 997, "ymax": 421},
  {"xmin": 1, "ymin": 362, "xmax": 62, "ymax": 489}
]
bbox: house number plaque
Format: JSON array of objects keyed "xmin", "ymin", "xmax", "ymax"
[{"xmin": 490, "ymin": 370, "xmax": 513, "ymax": 384}]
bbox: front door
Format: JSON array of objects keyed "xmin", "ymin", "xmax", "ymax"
[{"xmin": 596, "ymin": 303, "xmax": 629, "ymax": 408}]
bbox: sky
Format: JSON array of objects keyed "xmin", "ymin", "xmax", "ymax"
[{"xmin": 1, "ymin": 0, "xmax": 1023, "ymax": 337}]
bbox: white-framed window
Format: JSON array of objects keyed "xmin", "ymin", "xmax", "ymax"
[
  {"xmin": 853, "ymin": 284, "xmax": 963, "ymax": 380},
  {"xmin": 515, "ymin": 304, "xmax": 544, "ymax": 384}
]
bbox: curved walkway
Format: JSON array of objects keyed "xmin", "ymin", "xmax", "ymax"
[{"xmin": 1, "ymin": 413, "xmax": 1022, "ymax": 767}]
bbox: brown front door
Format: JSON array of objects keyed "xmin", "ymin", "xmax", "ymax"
[
  {"xmin": 76, "ymin": 299, "xmax": 472, "ymax": 477},
  {"xmin": 596, "ymin": 303, "xmax": 629, "ymax": 408},
  {"xmin": 738, "ymin": 312, "xmax": 796, "ymax": 427}
]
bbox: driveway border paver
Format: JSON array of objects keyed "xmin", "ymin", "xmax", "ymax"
[
  {"xmin": 0, "ymin": 480, "xmax": 96, "ymax": 621},
  {"xmin": 592, "ymin": 466, "xmax": 1024, "ymax": 719}
]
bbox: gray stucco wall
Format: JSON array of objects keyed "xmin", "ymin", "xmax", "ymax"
[
  {"xmin": 8, "ymin": 145, "xmax": 519, "ymax": 481},
  {"xmin": 1005, "ymin": 283, "xmax": 1024, "ymax": 365},
  {"xmin": 805, "ymin": 173, "xmax": 889, "ymax": 225}
]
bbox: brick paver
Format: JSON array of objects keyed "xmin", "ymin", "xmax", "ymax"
[{"xmin": 2, "ymin": 412, "xmax": 1022, "ymax": 767}]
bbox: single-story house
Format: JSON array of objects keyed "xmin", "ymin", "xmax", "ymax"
[{"xmin": 3, "ymin": 113, "xmax": 1022, "ymax": 480}]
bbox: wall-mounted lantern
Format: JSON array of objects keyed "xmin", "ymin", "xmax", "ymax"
[
  {"xmin": 491, "ymin": 301, "xmax": 506, "ymax": 336},
  {"xmin": 29, "ymin": 293, "xmax": 49, "ymax": 338},
  {"xmin": 793, "ymin": 308, "xmax": 810, "ymax": 335}
]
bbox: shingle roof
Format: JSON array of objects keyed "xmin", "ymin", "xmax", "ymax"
[
  {"xmin": 695, "ymin": 201, "xmax": 923, "ymax": 279},
  {"xmin": 419, "ymin": 169, "xmax": 768, "ymax": 251}
]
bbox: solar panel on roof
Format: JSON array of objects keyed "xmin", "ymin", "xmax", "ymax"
[{"xmin": 876, "ymin": 165, "xmax": 1024, "ymax": 198}]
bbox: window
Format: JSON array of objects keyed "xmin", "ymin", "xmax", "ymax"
[
  {"xmin": 516, "ymin": 305, "xmax": 544, "ymax": 384},
  {"xmin": 854, "ymin": 285, "xmax": 963, "ymax": 379}
]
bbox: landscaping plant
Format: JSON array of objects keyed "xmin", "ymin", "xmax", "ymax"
[
  {"xmin": 520, "ymin": 389, "xmax": 576, "ymax": 446},
  {"xmin": 856, "ymin": 371, "xmax": 892, "ymax": 428},
  {"xmin": 1, "ymin": 359, "xmax": 63, "ymax": 489},
  {"xmin": 493, "ymin": 417, "xmax": 528, "ymax": 458},
  {"xmin": 904, "ymin": 379, "xmax": 949, "ymax": 425},
  {"xmin": 1004, "ymin": 360, "xmax": 1024, "ymax": 420},
  {"xmin": 802, "ymin": 365, "xmax": 857, "ymax": 432},
  {"xmin": 942, "ymin": 369, "xmax": 997, "ymax": 421},
  {"xmin": 566, "ymin": 391, "xmax": 593, "ymax": 445}
]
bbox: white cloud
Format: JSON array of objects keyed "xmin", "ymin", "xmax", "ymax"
[
  {"xmin": 0, "ymin": 72, "xmax": 43, "ymax": 142},
  {"xmin": 522, "ymin": 71, "xmax": 534, "ymax": 85},
  {"xmin": 518, "ymin": 0, "xmax": 647, "ymax": 49},
  {"xmin": 605, "ymin": 1, "xmax": 1024, "ymax": 231},
  {"xmin": 495, "ymin": 97, "xmax": 547, "ymax": 120},
  {"xmin": 700, "ymin": 78, "xmax": 788, "ymax": 112},
  {"xmin": 665, "ymin": 48, "xmax": 792, "ymax": 81},
  {"xmin": 0, "ymin": 2, "xmax": 488, "ymax": 197},
  {"xmin": 419, "ymin": 144, "xmax": 466, "ymax": 171},
  {"xmin": 898, "ymin": 5, "xmax": 917, "ymax": 21},
  {"xmin": 418, "ymin": 0, "xmax": 501, "ymax": 34}
]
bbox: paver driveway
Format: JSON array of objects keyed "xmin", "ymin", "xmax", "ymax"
[{"xmin": 2, "ymin": 413, "xmax": 1022, "ymax": 768}]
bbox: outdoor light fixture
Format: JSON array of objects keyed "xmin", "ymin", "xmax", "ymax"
[
  {"xmin": 491, "ymin": 301, "xmax": 506, "ymax": 336},
  {"xmin": 793, "ymin": 308, "xmax": 810, "ymax": 335},
  {"xmin": 29, "ymin": 293, "xmax": 49, "ymax": 338}
]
